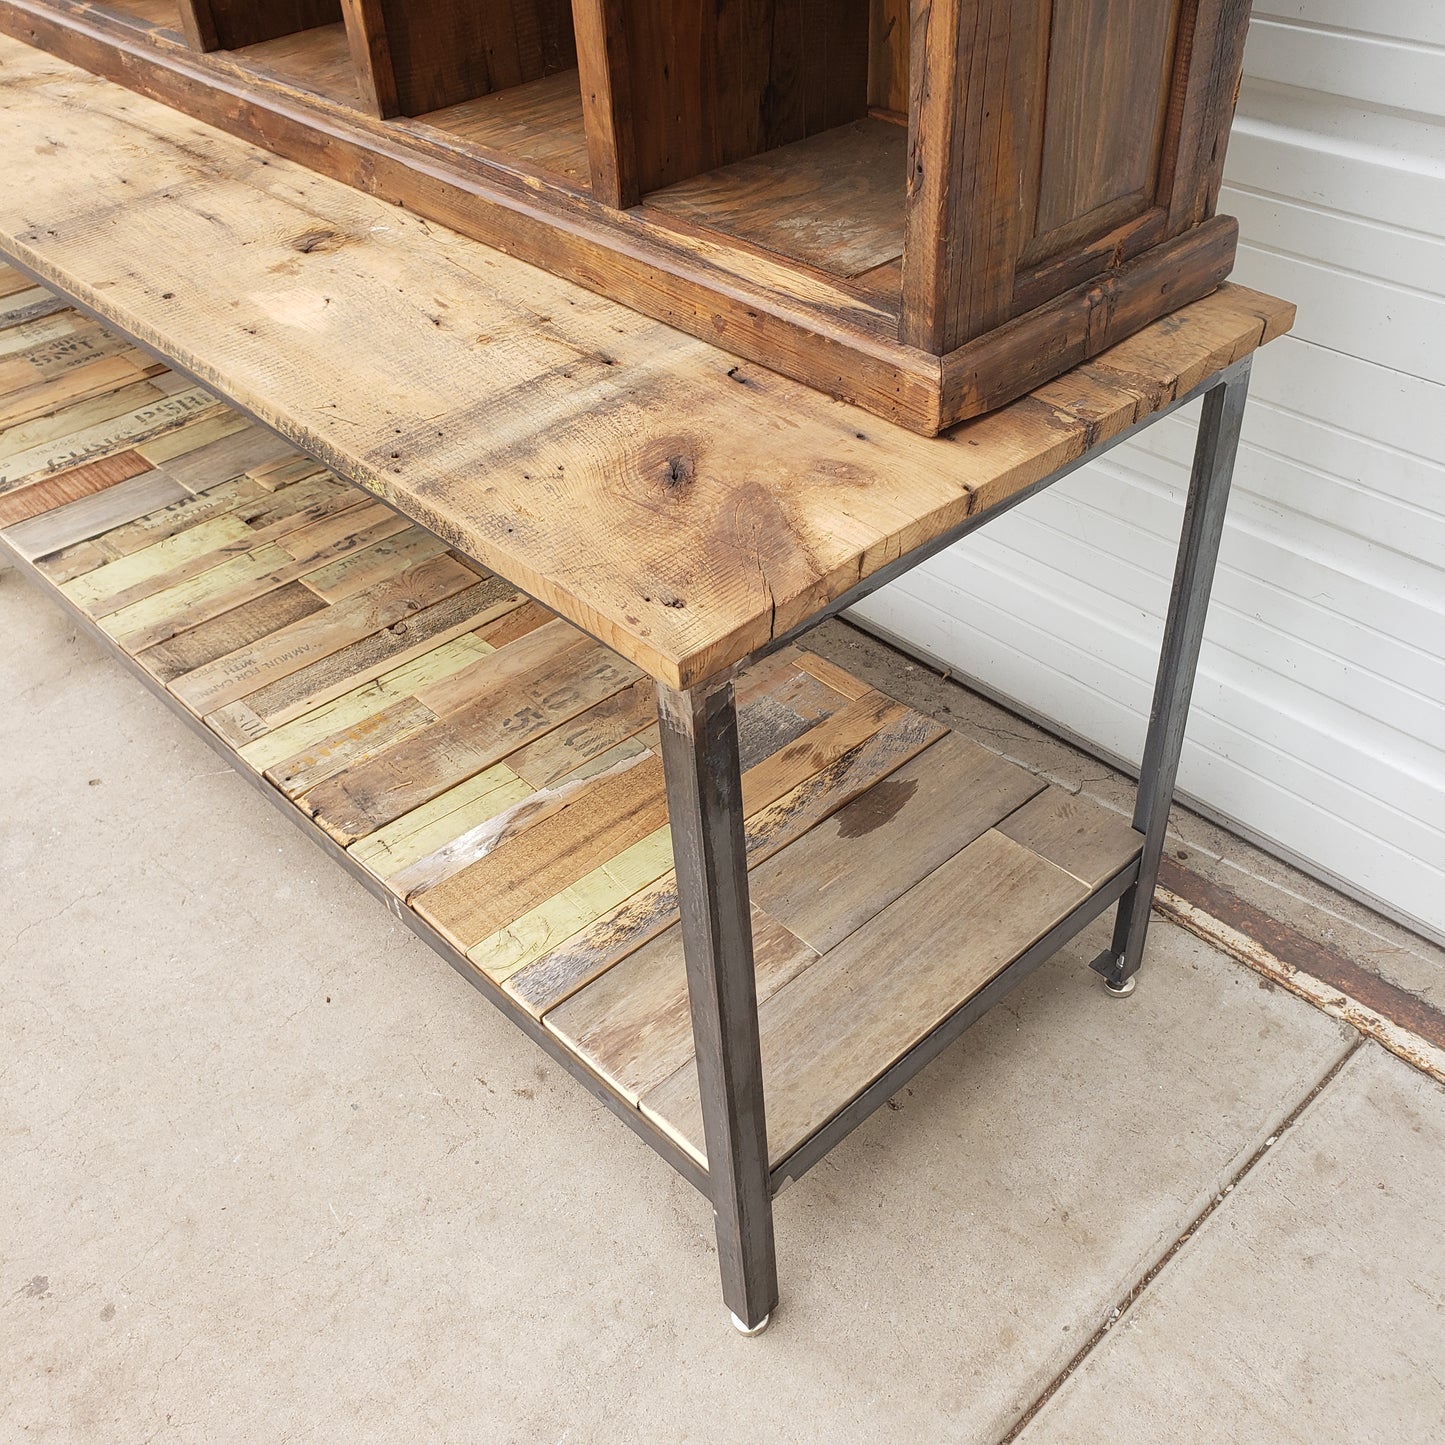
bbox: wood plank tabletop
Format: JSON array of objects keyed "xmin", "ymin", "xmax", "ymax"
[
  {"xmin": 0, "ymin": 35, "xmax": 1294, "ymax": 689},
  {"xmin": 0, "ymin": 290, "xmax": 1144, "ymax": 1177}
]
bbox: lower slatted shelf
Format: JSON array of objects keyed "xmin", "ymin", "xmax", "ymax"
[{"xmin": 0, "ymin": 272, "xmax": 1144, "ymax": 1184}]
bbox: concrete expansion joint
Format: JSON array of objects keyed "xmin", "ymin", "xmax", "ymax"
[{"xmin": 997, "ymin": 1035, "xmax": 1368, "ymax": 1444}]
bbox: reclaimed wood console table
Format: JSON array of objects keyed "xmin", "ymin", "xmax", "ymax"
[{"xmin": 0, "ymin": 37, "xmax": 1292, "ymax": 1334}]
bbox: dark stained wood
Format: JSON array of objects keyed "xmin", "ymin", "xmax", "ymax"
[
  {"xmin": 901, "ymin": 0, "xmax": 1048, "ymax": 354},
  {"xmin": 106, "ymin": 0, "xmax": 181, "ymax": 33},
  {"xmin": 868, "ymin": 0, "xmax": 908, "ymax": 115},
  {"xmin": 1023, "ymin": 0, "xmax": 1181, "ymax": 261},
  {"xmin": 1166, "ymin": 0, "xmax": 1252, "ymax": 234},
  {"xmin": 939, "ymin": 215, "xmax": 1238, "ymax": 428},
  {"xmin": 181, "ymin": 0, "xmax": 340, "ymax": 53},
  {"xmin": 900, "ymin": 0, "xmax": 1247, "ymax": 377},
  {"xmin": 570, "ymin": 0, "xmax": 635, "ymax": 206},
  {"xmin": 342, "ymin": 0, "xmax": 576, "ymax": 119},
  {"xmin": 593, "ymin": 0, "xmax": 872, "ymax": 197}
]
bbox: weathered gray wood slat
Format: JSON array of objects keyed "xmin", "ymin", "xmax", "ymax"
[
  {"xmin": 641, "ymin": 829, "xmax": 1097, "ymax": 1169},
  {"xmin": 997, "ymin": 788, "xmax": 1144, "ymax": 888},
  {"xmin": 2, "ymin": 468, "xmax": 188, "ymax": 557},
  {"xmin": 546, "ymin": 907, "xmax": 817, "ymax": 1105},
  {"xmin": 747, "ymin": 730, "xmax": 1048, "ymax": 953}
]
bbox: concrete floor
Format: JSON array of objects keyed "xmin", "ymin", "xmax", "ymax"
[{"xmin": 3, "ymin": 566, "xmax": 1443, "ymax": 1443}]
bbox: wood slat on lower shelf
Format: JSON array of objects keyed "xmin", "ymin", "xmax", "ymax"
[{"xmin": 1, "ymin": 279, "xmax": 1144, "ymax": 1183}]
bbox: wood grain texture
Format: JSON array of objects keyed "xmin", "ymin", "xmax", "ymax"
[
  {"xmin": 868, "ymin": 0, "xmax": 908, "ymax": 113},
  {"xmin": 0, "ymin": 35, "xmax": 1289, "ymax": 684},
  {"xmin": 546, "ymin": 907, "xmax": 816, "ymax": 1106},
  {"xmin": 2, "ymin": 467, "xmax": 187, "ymax": 557},
  {"xmin": 421, "ymin": 69, "xmax": 589, "ymax": 190},
  {"xmin": 1026, "ymin": 0, "xmax": 1180, "ymax": 253},
  {"xmin": 747, "ymin": 730, "xmax": 1046, "ymax": 953},
  {"xmin": 501, "ymin": 703, "xmax": 948, "ymax": 1015},
  {"xmin": 414, "ymin": 751, "xmax": 670, "ymax": 952},
  {"xmin": 157, "ymin": 421, "xmax": 300, "ymax": 491},
  {"xmin": 995, "ymin": 787, "xmax": 1142, "ymax": 888},
  {"xmin": 167, "ymin": 551, "xmax": 478, "ymax": 714},
  {"xmin": 236, "ymin": 21, "xmax": 360, "ymax": 106},
  {"xmin": 137, "ymin": 580, "xmax": 329, "ymax": 680},
  {"xmin": 641, "ymin": 829, "xmax": 1090, "ymax": 1168},
  {"xmin": 2, "ymin": 330, "xmax": 1157, "ymax": 1195},
  {"xmin": 610, "ymin": 0, "xmax": 872, "ymax": 196},
  {"xmin": 0, "ymin": 448, "xmax": 149, "ymax": 527},
  {"xmin": 1, "ymin": 17, "xmax": 1272, "ymax": 438},
  {"xmin": 343, "ymin": 0, "xmax": 576, "ymax": 118},
  {"xmin": 232, "ymin": 575, "xmax": 525, "ymax": 724},
  {"xmin": 302, "ymin": 633, "xmax": 640, "ymax": 843},
  {"xmin": 0, "ymin": 348, "xmax": 162, "ymax": 430},
  {"xmin": 184, "ymin": 0, "xmax": 342, "ymax": 53},
  {"xmin": 645, "ymin": 119, "xmax": 906, "ymax": 279},
  {"xmin": 235, "ymin": 628, "xmax": 492, "ymax": 764}
]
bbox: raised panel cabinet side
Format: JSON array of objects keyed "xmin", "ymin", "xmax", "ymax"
[{"xmin": 1020, "ymin": 0, "xmax": 1183, "ymax": 266}]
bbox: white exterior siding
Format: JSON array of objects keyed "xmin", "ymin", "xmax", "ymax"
[{"xmin": 852, "ymin": 3, "xmax": 1445, "ymax": 941}]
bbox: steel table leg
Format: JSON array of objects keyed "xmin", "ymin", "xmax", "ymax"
[
  {"xmin": 1093, "ymin": 358, "xmax": 1253, "ymax": 991},
  {"xmin": 657, "ymin": 676, "xmax": 778, "ymax": 1333}
]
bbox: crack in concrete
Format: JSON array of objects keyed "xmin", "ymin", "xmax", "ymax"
[{"xmin": 1, "ymin": 887, "xmax": 105, "ymax": 961}]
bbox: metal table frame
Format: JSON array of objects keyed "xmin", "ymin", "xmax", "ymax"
[
  {"xmin": 654, "ymin": 358, "xmax": 1251, "ymax": 1332},
  {"xmin": 1, "ymin": 246, "xmax": 1252, "ymax": 1334}
]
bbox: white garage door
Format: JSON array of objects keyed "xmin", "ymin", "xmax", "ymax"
[{"xmin": 852, "ymin": 2, "xmax": 1445, "ymax": 943}]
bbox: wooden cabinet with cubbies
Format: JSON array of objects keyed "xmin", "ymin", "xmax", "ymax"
[{"xmin": 0, "ymin": 0, "xmax": 1252, "ymax": 433}]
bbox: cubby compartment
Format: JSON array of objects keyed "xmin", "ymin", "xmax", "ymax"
[
  {"xmin": 573, "ymin": 0, "xmax": 909, "ymax": 289},
  {"xmin": 6, "ymin": 0, "xmax": 1253, "ymax": 433},
  {"xmin": 234, "ymin": 22, "xmax": 360, "ymax": 106},
  {"xmin": 177, "ymin": 0, "xmax": 341, "ymax": 54},
  {"xmin": 341, "ymin": 0, "xmax": 577, "ymax": 119},
  {"xmin": 574, "ymin": 0, "xmax": 875, "ymax": 209},
  {"xmin": 420, "ymin": 70, "xmax": 590, "ymax": 191},
  {"xmin": 171, "ymin": 2, "xmax": 358, "ymax": 108},
  {"xmin": 644, "ymin": 117, "xmax": 906, "ymax": 290}
]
